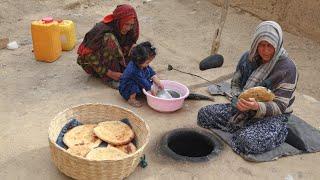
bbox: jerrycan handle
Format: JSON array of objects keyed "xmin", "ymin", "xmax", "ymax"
[
  {"xmin": 42, "ymin": 16, "xmax": 54, "ymax": 23},
  {"xmin": 56, "ymin": 19, "xmax": 63, "ymax": 23}
]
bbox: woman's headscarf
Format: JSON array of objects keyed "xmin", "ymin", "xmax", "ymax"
[
  {"xmin": 244, "ymin": 21, "xmax": 288, "ymax": 89},
  {"xmin": 78, "ymin": 4, "xmax": 139, "ymax": 55},
  {"xmin": 103, "ymin": 4, "xmax": 139, "ymax": 45}
]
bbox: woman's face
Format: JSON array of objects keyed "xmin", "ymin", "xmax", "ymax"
[
  {"xmin": 257, "ymin": 40, "xmax": 275, "ymax": 63},
  {"xmin": 120, "ymin": 19, "xmax": 135, "ymax": 35}
]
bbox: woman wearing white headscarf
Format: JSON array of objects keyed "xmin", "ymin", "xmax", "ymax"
[{"xmin": 197, "ymin": 21, "xmax": 298, "ymax": 154}]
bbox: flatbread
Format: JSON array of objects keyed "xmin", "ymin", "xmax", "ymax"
[
  {"xmin": 115, "ymin": 143, "xmax": 137, "ymax": 154},
  {"xmin": 63, "ymin": 124, "xmax": 102, "ymax": 148},
  {"xmin": 94, "ymin": 121, "xmax": 135, "ymax": 146},
  {"xmin": 238, "ymin": 86, "xmax": 275, "ymax": 102},
  {"xmin": 66, "ymin": 145, "xmax": 91, "ymax": 157},
  {"xmin": 86, "ymin": 146, "xmax": 128, "ymax": 160}
]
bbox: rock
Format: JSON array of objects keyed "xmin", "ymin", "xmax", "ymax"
[
  {"xmin": 7, "ymin": 41, "xmax": 19, "ymax": 50},
  {"xmin": 0, "ymin": 37, "xmax": 9, "ymax": 49},
  {"xmin": 199, "ymin": 54, "xmax": 224, "ymax": 70}
]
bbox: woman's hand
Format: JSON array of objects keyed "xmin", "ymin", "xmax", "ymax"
[
  {"xmin": 107, "ymin": 70, "xmax": 122, "ymax": 81},
  {"xmin": 113, "ymin": 72, "xmax": 122, "ymax": 80},
  {"xmin": 236, "ymin": 98, "xmax": 259, "ymax": 112}
]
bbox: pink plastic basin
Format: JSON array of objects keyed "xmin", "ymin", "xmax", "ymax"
[{"xmin": 143, "ymin": 80, "xmax": 190, "ymax": 112}]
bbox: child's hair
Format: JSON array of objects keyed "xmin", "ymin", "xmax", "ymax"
[{"xmin": 130, "ymin": 41, "xmax": 156, "ymax": 66}]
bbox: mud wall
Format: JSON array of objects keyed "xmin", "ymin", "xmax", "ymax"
[{"xmin": 211, "ymin": 0, "xmax": 320, "ymax": 43}]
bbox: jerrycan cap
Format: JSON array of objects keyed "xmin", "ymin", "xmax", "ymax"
[{"xmin": 42, "ymin": 16, "xmax": 54, "ymax": 23}]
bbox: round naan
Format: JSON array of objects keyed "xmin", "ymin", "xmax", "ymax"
[
  {"xmin": 63, "ymin": 124, "xmax": 102, "ymax": 148},
  {"xmin": 66, "ymin": 145, "xmax": 92, "ymax": 157},
  {"xmin": 94, "ymin": 121, "xmax": 134, "ymax": 146},
  {"xmin": 238, "ymin": 86, "xmax": 275, "ymax": 102},
  {"xmin": 86, "ymin": 146, "xmax": 128, "ymax": 160},
  {"xmin": 115, "ymin": 143, "xmax": 137, "ymax": 154}
]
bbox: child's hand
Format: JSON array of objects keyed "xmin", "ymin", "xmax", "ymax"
[
  {"xmin": 150, "ymin": 88, "xmax": 157, "ymax": 96},
  {"xmin": 156, "ymin": 82, "xmax": 164, "ymax": 90}
]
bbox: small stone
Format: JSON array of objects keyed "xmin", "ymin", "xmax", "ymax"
[
  {"xmin": 7, "ymin": 41, "xmax": 19, "ymax": 50},
  {"xmin": 0, "ymin": 37, "xmax": 9, "ymax": 49}
]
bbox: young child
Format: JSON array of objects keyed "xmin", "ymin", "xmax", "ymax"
[{"xmin": 119, "ymin": 41, "xmax": 163, "ymax": 107}]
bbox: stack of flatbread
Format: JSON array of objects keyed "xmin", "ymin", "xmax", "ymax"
[{"xmin": 62, "ymin": 120, "xmax": 137, "ymax": 160}]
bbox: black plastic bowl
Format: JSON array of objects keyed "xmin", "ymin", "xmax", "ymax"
[{"xmin": 199, "ymin": 54, "xmax": 224, "ymax": 71}]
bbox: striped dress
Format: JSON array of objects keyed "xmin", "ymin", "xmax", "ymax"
[{"xmin": 197, "ymin": 21, "xmax": 298, "ymax": 155}]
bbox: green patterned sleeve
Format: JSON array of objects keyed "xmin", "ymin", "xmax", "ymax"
[{"xmin": 102, "ymin": 33, "xmax": 126, "ymax": 71}]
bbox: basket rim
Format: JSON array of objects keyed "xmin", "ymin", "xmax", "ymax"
[{"xmin": 48, "ymin": 103, "xmax": 150, "ymax": 162}]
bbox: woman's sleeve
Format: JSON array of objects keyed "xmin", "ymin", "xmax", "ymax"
[
  {"xmin": 80, "ymin": 33, "xmax": 125, "ymax": 77},
  {"xmin": 231, "ymin": 70, "xmax": 242, "ymax": 96},
  {"xmin": 231, "ymin": 52, "xmax": 249, "ymax": 96},
  {"xmin": 102, "ymin": 33, "xmax": 125, "ymax": 71},
  {"xmin": 254, "ymin": 60, "xmax": 298, "ymax": 118}
]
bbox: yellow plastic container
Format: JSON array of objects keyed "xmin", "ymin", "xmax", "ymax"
[
  {"xmin": 58, "ymin": 20, "xmax": 76, "ymax": 51},
  {"xmin": 31, "ymin": 18, "xmax": 62, "ymax": 62}
]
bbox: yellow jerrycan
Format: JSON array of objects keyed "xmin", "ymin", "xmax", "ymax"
[
  {"xmin": 58, "ymin": 20, "xmax": 76, "ymax": 51},
  {"xmin": 31, "ymin": 17, "xmax": 61, "ymax": 62}
]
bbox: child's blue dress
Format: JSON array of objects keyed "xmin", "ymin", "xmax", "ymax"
[{"xmin": 119, "ymin": 61, "xmax": 156, "ymax": 100}]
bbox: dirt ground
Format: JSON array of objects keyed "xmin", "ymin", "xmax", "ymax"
[{"xmin": 1, "ymin": 0, "xmax": 320, "ymax": 179}]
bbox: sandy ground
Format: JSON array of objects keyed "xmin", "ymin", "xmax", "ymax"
[{"xmin": 1, "ymin": 0, "xmax": 320, "ymax": 179}]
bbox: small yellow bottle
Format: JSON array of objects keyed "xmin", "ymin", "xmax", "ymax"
[
  {"xmin": 58, "ymin": 20, "xmax": 76, "ymax": 51},
  {"xmin": 31, "ymin": 17, "xmax": 62, "ymax": 62}
]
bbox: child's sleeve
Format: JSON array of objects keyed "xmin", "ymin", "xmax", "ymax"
[
  {"xmin": 131, "ymin": 69, "xmax": 154, "ymax": 91},
  {"xmin": 148, "ymin": 66, "xmax": 156, "ymax": 79}
]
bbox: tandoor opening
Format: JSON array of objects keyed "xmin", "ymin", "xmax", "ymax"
[{"xmin": 161, "ymin": 128, "xmax": 223, "ymax": 162}]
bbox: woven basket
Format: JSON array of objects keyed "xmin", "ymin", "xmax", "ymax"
[{"xmin": 48, "ymin": 103, "xmax": 150, "ymax": 180}]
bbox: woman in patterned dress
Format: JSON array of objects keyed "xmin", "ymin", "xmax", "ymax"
[
  {"xmin": 197, "ymin": 21, "xmax": 298, "ymax": 154},
  {"xmin": 77, "ymin": 4, "xmax": 139, "ymax": 89}
]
